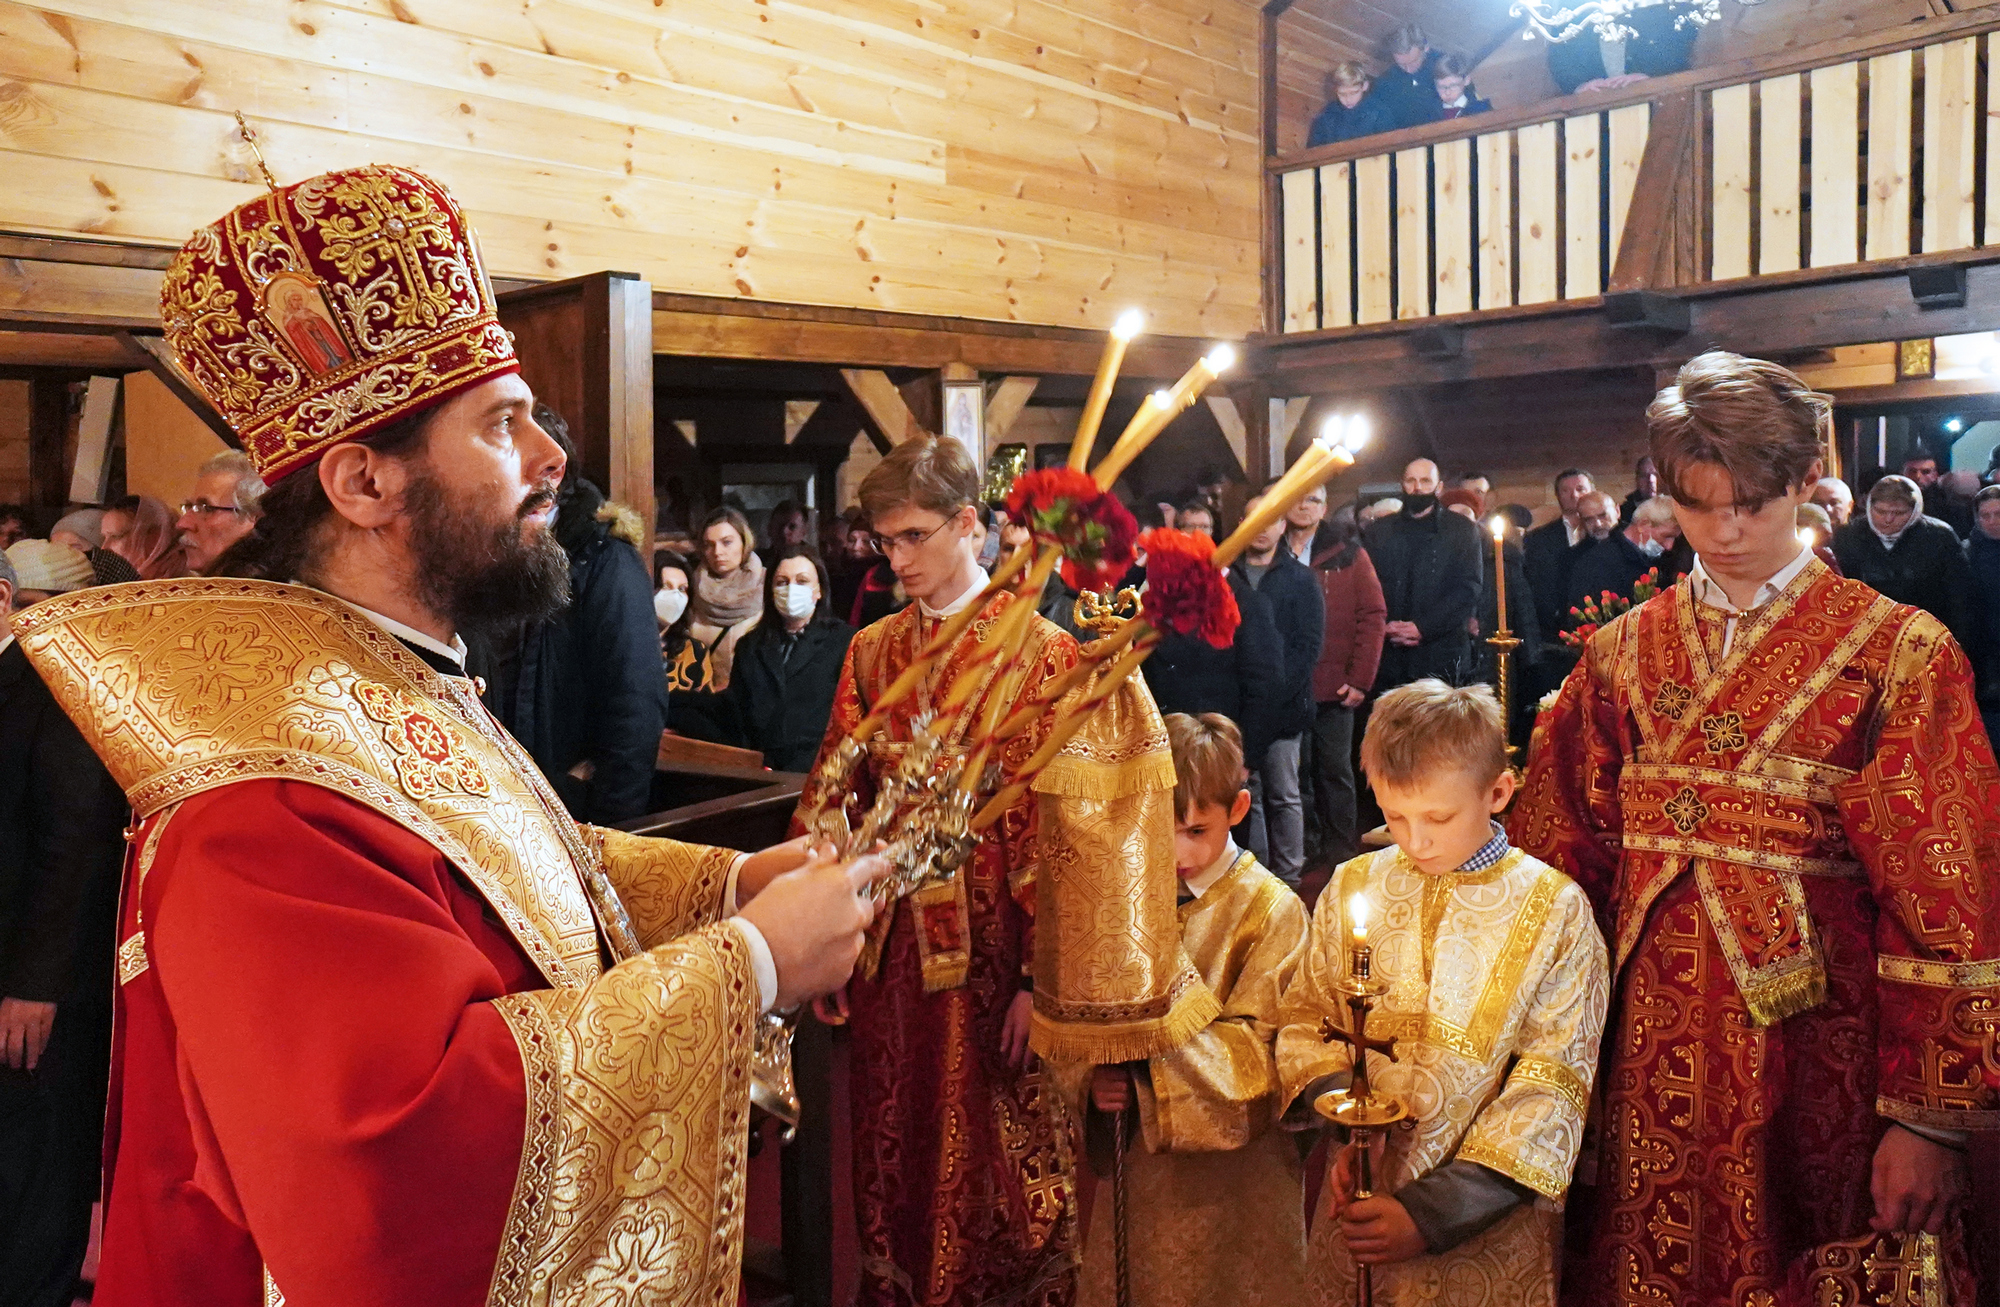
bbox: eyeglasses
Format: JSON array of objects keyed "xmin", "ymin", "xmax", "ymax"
[
  {"xmin": 180, "ymin": 501, "xmax": 247, "ymax": 518},
  {"xmin": 863, "ymin": 512, "xmax": 963, "ymax": 558}
]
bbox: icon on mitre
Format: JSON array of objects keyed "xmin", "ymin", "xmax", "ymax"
[{"xmin": 260, "ymin": 272, "xmax": 354, "ymax": 376}]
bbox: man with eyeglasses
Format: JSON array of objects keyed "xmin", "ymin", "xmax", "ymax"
[
  {"xmin": 798, "ymin": 435, "xmax": 1088, "ymax": 1305},
  {"xmin": 175, "ymin": 449, "xmax": 265, "ymax": 573}
]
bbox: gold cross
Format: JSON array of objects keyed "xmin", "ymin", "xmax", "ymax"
[{"xmin": 1699, "ymin": 711, "xmax": 1746, "ymax": 754}]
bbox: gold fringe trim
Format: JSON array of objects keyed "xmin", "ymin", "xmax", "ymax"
[
  {"xmin": 1027, "ymin": 981, "xmax": 1221, "ymax": 1066},
  {"xmin": 1031, "ymin": 750, "xmax": 1176, "ymax": 802},
  {"xmin": 1742, "ymin": 959, "xmax": 1828, "ymax": 1027}
]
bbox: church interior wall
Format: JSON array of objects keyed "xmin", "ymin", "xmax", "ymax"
[
  {"xmin": 0, "ymin": 0, "xmax": 1263, "ymax": 339},
  {"xmin": 0, "ymin": 380, "xmax": 30, "ymax": 505}
]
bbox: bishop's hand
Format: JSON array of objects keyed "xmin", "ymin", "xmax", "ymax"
[
  {"xmin": 1870, "ymin": 1124, "xmax": 1968, "ymax": 1236},
  {"xmin": 738, "ymin": 851, "xmax": 891, "ymax": 1010}
]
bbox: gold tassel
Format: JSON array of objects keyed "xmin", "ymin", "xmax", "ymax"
[
  {"xmin": 1032, "ymin": 750, "xmax": 1176, "ymax": 802},
  {"xmin": 1027, "ymin": 983, "xmax": 1223, "ymax": 1067},
  {"xmin": 1742, "ymin": 959, "xmax": 1828, "ymax": 1026}
]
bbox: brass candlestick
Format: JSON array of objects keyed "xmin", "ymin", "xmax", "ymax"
[
  {"xmin": 1485, "ymin": 628, "xmax": 1522, "ymax": 773},
  {"xmin": 1315, "ymin": 939, "xmax": 1409, "ymax": 1307}
]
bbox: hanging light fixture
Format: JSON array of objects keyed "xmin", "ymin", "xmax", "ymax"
[{"xmin": 1510, "ymin": 0, "xmax": 1759, "ymax": 44}]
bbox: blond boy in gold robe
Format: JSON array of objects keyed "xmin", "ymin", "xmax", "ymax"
[
  {"xmin": 1277, "ymin": 681, "xmax": 1608, "ymax": 1307},
  {"xmin": 1077, "ymin": 712, "xmax": 1310, "ymax": 1307}
]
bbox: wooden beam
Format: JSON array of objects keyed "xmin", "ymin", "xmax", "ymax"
[
  {"xmin": 840, "ymin": 369, "xmax": 931, "ymax": 445},
  {"xmin": 1819, "ymin": 376, "xmax": 2000, "ymax": 405},
  {"xmin": 1206, "ymin": 395, "xmax": 1248, "ymax": 473},
  {"xmin": 115, "ymin": 332, "xmax": 239, "ymax": 448},
  {"xmin": 984, "ymin": 376, "xmax": 1040, "ymax": 441},
  {"xmin": 27, "ymin": 377, "xmax": 69, "ymax": 508},
  {"xmin": 1609, "ymin": 94, "xmax": 1700, "ymax": 292}
]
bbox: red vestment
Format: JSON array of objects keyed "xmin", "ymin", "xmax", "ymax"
[
  {"xmin": 795, "ymin": 594, "xmax": 1082, "ymax": 1307},
  {"xmin": 1512, "ymin": 560, "xmax": 2000, "ymax": 1306}
]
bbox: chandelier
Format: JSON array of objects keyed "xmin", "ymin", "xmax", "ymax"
[{"xmin": 1510, "ymin": 0, "xmax": 1760, "ymax": 44}]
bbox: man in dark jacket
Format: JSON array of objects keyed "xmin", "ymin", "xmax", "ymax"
[
  {"xmin": 479, "ymin": 406, "xmax": 666, "ymax": 824},
  {"xmin": 1366, "ymin": 458, "xmax": 1484, "ymax": 690},
  {"xmin": 1569, "ymin": 493, "xmax": 1674, "ymax": 616},
  {"xmin": 1557, "ymin": 489, "xmax": 1628, "ymax": 619},
  {"xmin": 1523, "ymin": 467, "xmax": 1598, "ymax": 698},
  {"xmin": 1144, "ymin": 573, "xmax": 1285, "ymax": 806},
  {"xmin": 1308, "ymin": 508, "xmax": 1385, "ymax": 866},
  {"xmin": 1374, "ymin": 24, "xmax": 1445, "ymax": 130},
  {"xmin": 1831, "ymin": 474, "xmax": 1974, "ymax": 650},
  {"xmin": 1231, "ymin": 487, "xmax": 1325, "ymax": 887},
  {"xmin": 0, "ymin": 554, "xmax": 129, "ymax": 1307}
]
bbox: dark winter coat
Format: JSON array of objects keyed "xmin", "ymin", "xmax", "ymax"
[
  {"xmin": 480, "ymin": 484, "xmax": 666, "ymax": 825},
  {"xmin": 1306, "ymin": 94, "xmax": 1398, "ymax": 148},
  {"xmin": 675, "ymin": 616, "xmax": 856, "ymax": 773},
  {"xmin": 1547, "ymin": 5, "xmax": 1698, "ymax": 94},
  {"xmin": 1374, "ymin": 50, "xmax": 1446, "ymax": 129},
  {"xmin": 1523, "ymin": 519, "xmax": 1593, "ymax": 643},
  {"xmin": 1365, "ymin": 505, "xmax": 1484, "ymax": 689},
  {"xmin": 1567, "ymin": 531, "xmax": 1662, "ymax": 620},
  {"xmin": 1144, "ymin": 572, "xmax": 1286, "ymax": 763},
  {"xmin": 1233, "ymin": 550, "xmax": 1324, "ymax": 732},
  {"xmin": 0, "ymin": 639, "xmax": 126, "ymax": 1006},
  {"xmin": 1832, "ymin": 516, "xmax": 1975, "ymax": 650},
  {"xmin": 1967, "ymin": 533, "xmax": 2000, "ymax": 703}
]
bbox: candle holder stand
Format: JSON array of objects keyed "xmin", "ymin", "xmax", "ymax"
[
  {"xmin": 1485, "ymin": 628, "xmax": 1523, "ymax": 773},
  {"xmin": 1315, "ymin": 969, "xmax": 1409, "ymax": 1307}
]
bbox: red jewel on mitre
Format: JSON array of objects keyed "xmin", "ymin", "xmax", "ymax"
[{"xmin": 160, "ymin": 165, "xmax": 519, "ymax": 484}]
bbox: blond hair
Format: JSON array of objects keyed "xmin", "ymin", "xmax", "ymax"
[
  {"xmin": 1330, "ymin": 61, "xmax": 1372, "ymax": 91},
  {"xmin": 1360, "ymin": 679, "xmax": 1507, "ymax": 788},
  {"xmin": 1166, "ymin": 712, "xmax": 1246, "ymax": 816},
  {"xmin": 858, "ymin": 434, "xmax": 980, "ymax": 522}
]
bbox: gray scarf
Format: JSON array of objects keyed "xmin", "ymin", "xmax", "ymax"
[{"xmin": 692, "ymin": 552, "xmax": 765, "ymax": 627}]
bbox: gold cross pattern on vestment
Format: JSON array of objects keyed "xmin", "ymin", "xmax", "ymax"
[{"xmin": 1701, "ymin": 711, "xmax": 1747, "ymax": 753}]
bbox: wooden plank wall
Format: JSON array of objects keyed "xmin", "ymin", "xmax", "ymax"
[{"xmin": 0, "ymin": 0, "xmax": 1262, "ymax": 338}]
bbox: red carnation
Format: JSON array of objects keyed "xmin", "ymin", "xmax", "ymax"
[
  {"xmin": 1004, "ymin": 468, "xmax": 1140, "ymax": 593},
  {"xmin": 1138, "ymin": 528, "xmax": 1240, "ymax": 649}
]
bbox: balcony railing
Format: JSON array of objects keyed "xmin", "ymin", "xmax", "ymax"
[{"xmin": 1266, "ymin": 11, "xmax": 2000, "ymax": 337}]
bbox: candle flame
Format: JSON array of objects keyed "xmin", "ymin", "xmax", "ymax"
[
  {"xmin": 1491, "ymin": 514, "xmax": 1507, "ymax": 540},
  {"xmin": 1343, "ymin": 414, "xmax": 1371, "ymax": 451},
  {"xmin": 1797, "ymin": 527, "xmax": 1816, "ymax": 548},
  {"xmin": 1203, "ymin": 343, "xmax": 1237, "ymax": 373},
  {"xmin": 1149, "ymin": 389, "xmax": 1171, "ymax": 409},
  {"xmin": 1349, "ymin": 893, "xmax": 1369, "ymax": 941},
  {"xmin": 1320, "ymin": 413, "xmax": 1345, "ymax": 445},
  {"xmin": 1113, "ymin": 308, "xmax": 1145, "ymax": 341}
]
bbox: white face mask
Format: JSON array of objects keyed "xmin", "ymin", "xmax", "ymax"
[
  {"xmin": 774, "ymin": 582, "xmax": 818, "ymax": 621},
  {"xmin": 1637, "ymin": 537, "xmax": 1666, "ymax": 558},
  {"xmin": 654, "ymin": 588, "xmax": 688, "ymax": 625}
]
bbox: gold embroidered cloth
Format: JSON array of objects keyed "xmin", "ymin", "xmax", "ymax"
[
  {"xmin": 1030, "ymin": 662, "xmax": 1218, "ymax": 1065},
  {"xmin": 1276, "ymin": 847, "xmax": 1609, "ymax": 1307},
  {"xmin": 1075, "ymin": 853, "xmax": 1310, "ymax": 1307},
  {"xmin": 1511, "ymin": 561, "xmax": 2000, "ymax": 1305}
]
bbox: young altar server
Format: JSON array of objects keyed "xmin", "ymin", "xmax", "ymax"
[
  {"xmin": 1513, "ymin": 351, "xmax": 2000, "ymax": 1305},
  {"xmin": 1277, "ymin": 680, "xmax": 1608, "ymax": 1307},
  {"xmin": 1078, "ymin": 711, "xmax": 1310, "ymax": 1307}
]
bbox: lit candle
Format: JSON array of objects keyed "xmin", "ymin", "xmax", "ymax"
[
  {"xmin": 1210, "ymin": 429, "xmax": 1353, "ymax": 569},
  {"xmin": 1068, "ymin": 308, "xmax": 1145, "ymax": 471},
  {"xmin": 1797, "ymin": 527, "xmax": 1817, "ymax": 550},
  {"xmin": 1490, "ymin": 516, "xmax": 1510, "ymax": 636},
  {"xmin": 1349, "ymin": 892, "xmax": 1372, "ymax": 980},
  {"xmin": 1092, "ymin": 344, "xmax": 1237, "ymax": 490}
]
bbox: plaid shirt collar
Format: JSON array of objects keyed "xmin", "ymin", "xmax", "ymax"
[{"xmin": 1457, "ymin": 822, "xmax": 1510, "ymax": 873}]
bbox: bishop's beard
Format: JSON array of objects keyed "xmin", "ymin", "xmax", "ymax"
[{"xmin": 404, "ymin": 471, "xmax": 570, "ymax": 640}]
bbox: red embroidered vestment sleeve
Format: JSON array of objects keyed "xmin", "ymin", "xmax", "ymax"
[
  {"xmin": 141, "ymin": 782, "xmax": 530, "ymax": 1305},
  {"xmin": 1834, "ymin": 633, "xmax": 2000, "ymax": 1127},
  {"xmin": 1509, "ymin": 631, "xmax": 1627, "ymax": 932}
]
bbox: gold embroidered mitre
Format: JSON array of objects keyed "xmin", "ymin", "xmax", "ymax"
[
  {"xmin": 15, "ymin": 578, "xmax": 624, "ymax": 987},
  {"xmin": 160, "ymin": 164, "xmax": 517, "ymax": 483},
  {"xmin": 1030, "ymin": 667, "xmax": 1219, "ymax": 1064}
]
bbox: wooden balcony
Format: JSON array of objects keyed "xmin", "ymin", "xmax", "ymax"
[{"xmin": 1254, "ymin": 8, "xmax": 2000, "ymax": 393}]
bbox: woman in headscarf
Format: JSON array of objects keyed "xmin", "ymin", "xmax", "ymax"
[
  {"xmin": 100, "ymin": 495, "xmax": 190, "ymax": 580},
  {"xmin": 687, "ymin": 506, "xmax": 763, "ymax": 692},
  {"xmin": 51, "ymin": 507, "xmax": 139, "ymax": 585}
]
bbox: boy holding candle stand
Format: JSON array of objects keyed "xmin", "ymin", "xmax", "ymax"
[
  {"xmin": 1076, "ymin": 711, "xmax": 1311, "ymax": 1307},
  {"xmin": 1276, "ymin": 680, "xmax": 1609, "ymax": 1307}
]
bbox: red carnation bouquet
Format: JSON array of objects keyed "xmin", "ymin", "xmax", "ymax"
[
  {"xmin": 1558, "ymin": 568, "xmax": 1662, "ymax": 648},
  {"xmin": 1138, "ymin": 528, "xmax": 1240, "ymax": 649},
  {"xmin": 1005, "ymin": 467, "xmax": 1140, "ymax": 593}
]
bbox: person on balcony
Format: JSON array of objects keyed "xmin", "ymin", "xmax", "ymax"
[
  {"xmin": 1548, "ymin": 2, "xmax": 1698, "ymax": 96},
  {"xmin": 1430, "ymin": 55, "xmax": 1492, "ymax": 122},
  {"xmin": 1374, "ymin": 24, "xmax": 1445, "ymax": 130},
  {"xmin": 1307, "ymin": 62, "xmax": 1396, "ymax": 148}
]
